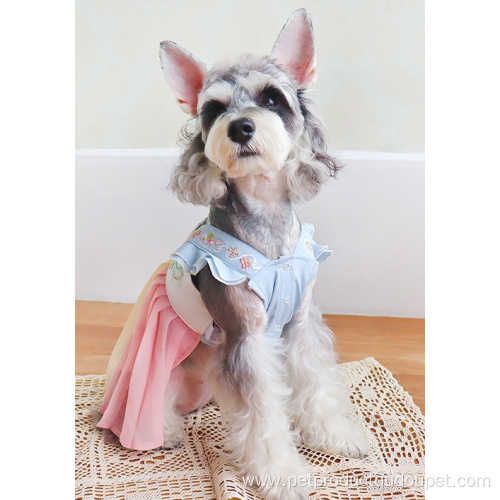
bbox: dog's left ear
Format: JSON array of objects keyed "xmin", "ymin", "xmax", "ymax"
[
  {"xmin": 159, "ymin": 41, "xmax": 207, "ymax": 115},
  {"xmin": 271, "ymin": 9, "xmax": 316, "ymax": 88}
]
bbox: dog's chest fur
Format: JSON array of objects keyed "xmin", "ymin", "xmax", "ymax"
[{"xmin": 209, "ymin": 173, "xmax": 301, "ymax": 260}]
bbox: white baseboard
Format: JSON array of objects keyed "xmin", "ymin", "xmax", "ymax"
[{"xmin": 76, "ymin": 149, "xmax": 424, "ymax": 317}]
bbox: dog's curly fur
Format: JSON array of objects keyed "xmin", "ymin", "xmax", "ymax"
[
  {"xmin": 159, "ymin": 9, "xmax": 368, "ymax": 500},
  {"xmin": 170, "ymin": 56, "xmax": 341, "ymax": 207}
]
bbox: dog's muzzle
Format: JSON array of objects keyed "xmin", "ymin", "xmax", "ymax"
[{"xmin": 227, "ymin": 118, "xmax": 255, "ymax": 145}]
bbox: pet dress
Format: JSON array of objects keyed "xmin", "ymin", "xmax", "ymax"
[{"xmin": 98, "ymin": 220, "xmax": 331, "ymax": 450}]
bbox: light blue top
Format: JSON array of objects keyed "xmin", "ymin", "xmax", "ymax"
[{"xmin": 172, "ymin": 221, "xmax": 332, "ymax": 340}]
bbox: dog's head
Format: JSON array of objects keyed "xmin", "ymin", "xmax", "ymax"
[{"xmin": 160, "ymin": 9, "xmax": 340, "ymax": 205}]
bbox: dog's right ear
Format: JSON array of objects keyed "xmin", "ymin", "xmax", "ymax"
[{"xmin": 159, "ymin": 41, "xmax": 207, "ymax": 115}]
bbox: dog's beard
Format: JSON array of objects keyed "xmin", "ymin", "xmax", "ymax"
[{"xmin": 204, "ymin": 109, "xmax": 292, "ymax": 178}]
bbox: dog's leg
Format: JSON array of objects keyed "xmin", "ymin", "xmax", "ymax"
[
  {"xmin": 284, "ymin": 279, "xmax": 369, "ymax": 458},
  {"xmin": 206, "ymin": 283, "xmax": 311, "ymax": 500},
  {"xmin": 175, "ymin": 341, "xmax": 215, "ymax": 414},
  {"xmin": 162, "ymin": 367, "xmax": 186, "ymax": 449},
  {"xmin": 162, "ymin": 342, "xmax": 216, "ymax": 448}
]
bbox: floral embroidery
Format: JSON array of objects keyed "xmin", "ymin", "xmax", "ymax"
[
  {"xmin": 305, "ymin": 240, "xmax": 313, "ymax": 252},
  {"xmin": 240, "ymin": 257, "xmax": 251, "ymax": 269},
  {"xmin": 227, "ymin": 246, "xmax": 239, "ymax": 258},
  {"xmin": 168, "ymin": 260, "xmax": 184, "ymax": 286},
  {"xmin": 191, "ymin": 228, "xmax": 262, "ymax": 270}
]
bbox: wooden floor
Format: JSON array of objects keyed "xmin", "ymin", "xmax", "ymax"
[{"xmin": 76, "ymin": 301, "xmax": 425, "ymax": 413}]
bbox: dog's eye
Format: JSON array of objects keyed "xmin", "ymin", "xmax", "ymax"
[
  {"xmin": 201, "ymin": 100, "xmax": 227, "ymax": 130},
  {"xmin": 257, "ymin": 87, "xmax": 282, "ymax": 109},
  {"xmin": 203, "ymin": 100, "xmax": 227, "ymax": 116},
  {"xmin": 263, "ymin": 96, "xmax": 276, "ymax": 107}
]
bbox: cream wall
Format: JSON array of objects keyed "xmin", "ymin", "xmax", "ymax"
[{"xmin": 76, "ymin": 0, "xmax": 424, "ymax": 152}]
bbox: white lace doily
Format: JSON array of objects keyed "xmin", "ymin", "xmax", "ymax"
[{"xmin": 76, "ymin": 357, "xmax": 424, "ymax": 499}]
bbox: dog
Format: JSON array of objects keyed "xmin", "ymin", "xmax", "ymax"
[{"xmin": 99, "ymin": 9, "xmax": 368, "ymax": 500}]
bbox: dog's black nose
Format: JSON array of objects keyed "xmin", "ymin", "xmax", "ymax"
[{"xmin": 227, "ymin": 118, "xmax": 255, "ymax": 144}]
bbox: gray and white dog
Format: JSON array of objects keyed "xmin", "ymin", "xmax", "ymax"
[{"xmin": 159, "ymin": 9, "xmax": 368, "ymax": 499}]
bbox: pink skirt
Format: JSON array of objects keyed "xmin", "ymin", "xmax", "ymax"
[{"xmin": 98, "ymin": 268, "xmax": 201, "ymax": 451}]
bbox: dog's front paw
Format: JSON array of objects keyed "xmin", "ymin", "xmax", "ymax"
[
  {"xmin": 261, "ymin": 484, "xmax": 311, "ymax": 500},
  {"xmin": 162, "ymin": 421, "xmax": 185, "ymax": 450},
  {"xmin": 253, "ymin": 473, "xmax": 312, "ymax": 500},
  {"xmin": 302, "ymin": 416, "xmax": 369, "ymax": 458},
  {"xmin": 256, "ymin": 483, "xmax": 311, "ymax": 500},
  {"xmin": 161, "ymin": 435, "xmax": 183, "ymax": 450},
  {"xmin": 242, "ymin": 458, "xmax": 312, "ymax": 500},
  {"xmin": 329, "ymin": 425, "xmax": 369, "ymax": 459}
]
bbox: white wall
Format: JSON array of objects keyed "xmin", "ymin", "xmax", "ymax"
[
  {"xmin": 76, "ymin": 150, "xmax": 424, "ymax": 317},
  {"xmin": 76, "ymin": 0, "xmax": 424, "ymax": 153}
]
